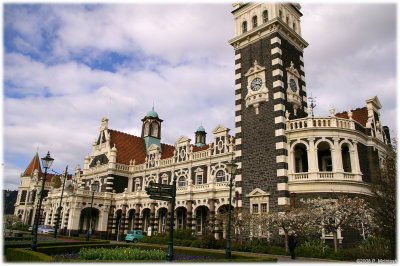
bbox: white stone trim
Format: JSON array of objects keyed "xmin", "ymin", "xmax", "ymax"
[
  {"xmin": 236, "ymin": 162, "xmax": 242, "ymax": 169},
  {"xmin": 235, "ymin": 83, "xmax": 241, "ymax": 89},
  {"xmin": 272, "ymin": 69, "xmax": 283, "ymax": 76},
  {"xmin": 301, "ymin": 75, "xmax": 305, "ymax": 81},
  {"xmin": 272, "ymin": 80, "xmax": 284, "ymax": 88},
  {"xmin": 235, "ymin": 63, "xmax": 241, "ymax": 69},
  {"xmin": 276, "ymin": 142, "xmax": 285, "ymax": 150},
  {"xmin": 235, "ymin": 53, "xmax": 241, "ymax": 60},
  {"xmin": 276, "ymin": 155, "xmax": 286, "ymax": 163},
  {"xmin": 275, "ymin": 129, "xmax": 285, "ymax": 136},
  {"xmin": 271, "ymin": 36, "xmax": 281, "ymax": 44},
  {"xmin": 277, "ymin": 183, "xmax": 288, "ymax": 191},
  {"xmin": 235, "ymin": 93, "xmax": 241, "ymax": 100},
  {"xmin": 235, "ymin": 150, "xmax": 242, "ymax": 157},
  {"xmin": 302, "ymin": 85, "xmax": 307, "ymax": 92},
  {"xmin": 235, "ymin": 174, "xmax": 242, "ymax": 181},
  {"xmin": 235, "ymin": 73, "xmax": 241, "ymax": 80},
  {"xmin": 278, "ymin": 197, "xmax": 290, "ymax": 205},
  {"xmin": 302, "ymin": 96, "xmax": 307, "ymax": 102},
  {"xmin": 273, "ymin": 92, "xmax": 285, "ymax": 99},
  {"xmin": 274, "ymin": 104, "xmax": 285, "ymax": 111},
  {"xmin": 272, "ymin": 58, "xmax": 283, "ymax": 66},
  {"xmin": 236, "ymin": 126, "xmax": 242, "ymax": 133},
  {"xmin": 235, "ymin": 104, "xmax": 242, "ymax": 111},
  {"xmin": 235, "ymin": 138, "xmax": 242, "ymax": 145},
  {"xmin": 300, "ymin": 65, "xmax": 304, "ymax": 71},
  {"xmin": 299, "ymin": 55, "xmax": 303, "ymax": 62},
  {"xmin": 277, "ymin": 169, "xmax": 287, "ymax": 176},
  {"xmin": 275, "ymin": 116, "xmax": 285, "ymax": 124},
  {"xmin": 271, "ymin": 47, "xmax": 282, "ymax": 55},
  {"xmin": 235, "ymin": 115, "xmax": 242, "ymax": 122}
]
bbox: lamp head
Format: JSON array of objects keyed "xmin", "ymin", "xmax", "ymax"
[
  {"xmin": 41, "ymin": 151, "xmax": 54, "ymax": 170},
  {"xmin": 91, "ymin": 181, "xmax": 99, "ymax": 192},
  {"xmin": 226, "ymin": 161, "xmax": 238, "ymax": 175}
]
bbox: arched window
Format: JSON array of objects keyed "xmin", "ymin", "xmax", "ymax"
[
  {"xmin": 341, "ymin": 144, "xmax": 352, "ymax": 173},
  {"xmin": 144, "ymin": 123, "xmax": 150, "ymax": 136},
  {"xmin": 263, "ymin": 10, "xmax": 268, "ymax": 23},
  {"xmin": 317, "ymin": 142, "xmax": 332, "ymax": 172},
  {"xmin": 178, "ymin": 176, "xmax": 187, "ymax": 187},
  {"xmin": 252, "ymin": 16, "xmax": 257, "ymax": 28},
  {"xmin": 293, "ymin": 143, "xmax": 308, "ymax": 173},
  {"xmin": 242, "ymin": 21, "xmax": 247, "ymax": 33},
  {"xmin": 216, "ymin": 170, "xmax": 226, "ymax": 182},
  {"xmin": 151, "ymin": 122, "xmax": 159, "ymax": 137}
]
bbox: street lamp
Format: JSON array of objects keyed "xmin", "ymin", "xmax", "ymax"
[
  {"xmin": 31, "ymin": 151, "xmax": 54, "ymax": 251},
  {"xmin": 225, "ymin": 160, "xmax": 238, "ymax": 259},
  {"xmin": 86, "ymin": 181, "xmax": 99, "ymax": 241},
  {"xmin": 53, "ymin": 166, "xmax": 68, "ymax": 239}
]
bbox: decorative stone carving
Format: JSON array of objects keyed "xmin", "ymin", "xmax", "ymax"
[{"xmin": 244, "ymin": 60, "xmax": 269, "ymax": 114}]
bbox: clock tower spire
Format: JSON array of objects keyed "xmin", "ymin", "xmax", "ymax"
[{"xmin": 229, "ymin": 3, "xmax": 308, "ymax": 212}]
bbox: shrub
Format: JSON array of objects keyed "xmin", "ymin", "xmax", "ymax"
[
  {"xmin": 174, "ymin": 229, "xmax": 196, "ymax": 240},
  {"xmin": 199, "ymin": 234, "xmax": 217, "ymax": 249},
  {"xmin": 6, "ymin": 248, "xmax": 55, "ymax": 262}
]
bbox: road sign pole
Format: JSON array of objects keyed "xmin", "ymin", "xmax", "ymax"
[{"xmin": 166, "ymin": 176, "xmax": 176, "ymax": 262}]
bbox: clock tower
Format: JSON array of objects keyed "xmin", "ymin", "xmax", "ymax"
[{"xmin": 229, "ymin": 3, "xmax": 308, "ymax": 212}]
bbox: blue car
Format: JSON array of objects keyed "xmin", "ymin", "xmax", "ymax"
[{"xmin": 125, "ymin": 230, "xmax": 146, "ymax": 243}]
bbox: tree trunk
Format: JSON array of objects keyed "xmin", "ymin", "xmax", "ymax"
[
  {"xmin": 284, "ymin": 230, "xmax": 289, "ymax": 252},
  {"xmin": 333, "ymin": 230, "xmax": 338, "ymax": 252}
]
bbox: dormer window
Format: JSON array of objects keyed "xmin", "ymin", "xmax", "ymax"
[
  {"xmin": 242, "ymin": 21, "xmax": 247, "ymax": 33},
  {"xmin": 252, "ymin": 16, "xmax": 257, "ymax": 28},
  {"xmin": 216, "ymin": 170, "xmax": 226, "ymax": 182},
  {"xmin": 178, "ymin": 176, "xmax": 187, "ymax": 187},
  {"xmin": 263, "ymin": 10, "xmax": 268, "ymax": 23}
]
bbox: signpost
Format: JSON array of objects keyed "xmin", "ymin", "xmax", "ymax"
[{"xmin": 145, "ymin": 178, "xmax": 176, "ymax": 261}]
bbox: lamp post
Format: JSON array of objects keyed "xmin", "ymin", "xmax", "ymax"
[
  {"xmin": 86, "ymin": 181, "xmax": 99, "ymax": 241},
  {"xmin": 53, "ymin": 166, "xmax": 68, "ymax": 239},
  {"xmin": 31, "ymin": 151, "xmax": 54, "ymax": 251},
  {"xmin": 225, "ymin": 161, "xmax": 238, "ymax": 259}
]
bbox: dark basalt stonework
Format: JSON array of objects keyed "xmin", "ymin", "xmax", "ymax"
[
  {"xmin": 236, "ymin": 32, "xmax": 305, "ymax": 212},
  {"xmin": 357, "ymin": 142, "xmax": 380, "ymax": 183}
]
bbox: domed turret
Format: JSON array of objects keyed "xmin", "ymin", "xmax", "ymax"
[
  {"xmin": 141, "ymin": 106, "xmax": 163, "ymax": 154},
  {"xmin": 195, "ymin": 124, "xmax": 207, "ymax": 147}
]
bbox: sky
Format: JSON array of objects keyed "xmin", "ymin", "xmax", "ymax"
[{"xmin": 2, "ymin": 3, "xmax": 397, "ymax": 190}]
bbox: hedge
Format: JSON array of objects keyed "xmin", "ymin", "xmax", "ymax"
[{"xmin": 6, "ymin": 248, "xmax": 55, "ymax": 262}]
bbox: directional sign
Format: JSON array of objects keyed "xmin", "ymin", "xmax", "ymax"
[
  {"xmin": 149, "ymin": 195, "xmax": 172, "ymax": 202},
  {"xmin": 146, "ymin": 187, "xmax": 172, "ymax": 194},
  {"xmin": 149, "ymin": 182, "xmax": 173, "ymax": 190}
]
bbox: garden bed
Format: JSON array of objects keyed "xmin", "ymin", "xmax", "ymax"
[{"xmin": 6, "ymin": 243, "xmax": 276, "ymax": 262}]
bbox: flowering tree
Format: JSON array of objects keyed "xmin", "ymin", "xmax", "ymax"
[{"xmin": 305, "ymin": 195, "xmax": 373, "ymax": 252}]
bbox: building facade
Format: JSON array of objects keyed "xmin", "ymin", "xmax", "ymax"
[{"xmin": 14, "ymin": 3, "xmax": 390, "ymax": 243}]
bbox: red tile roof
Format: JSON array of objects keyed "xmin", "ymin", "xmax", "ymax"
[
  {"xmin": 335, "ymin": 107, "xmax": 369, "ymax": 127},
  {"xmin": 24, "ymin": 153, "xmax": 42, "ymax": 176},
  {"xmin": 109, "ymin": 129, "xmax": 175, "ymax": 165},
  {"xmin": 192, "ymin": 144, "xmax": 210, "ymax": 152}
]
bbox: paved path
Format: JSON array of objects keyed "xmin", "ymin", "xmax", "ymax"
[{"xmin": 109, "ymin": 241, "xmax": 341, "ymax": 263}]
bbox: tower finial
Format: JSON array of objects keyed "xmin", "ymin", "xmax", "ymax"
[{"xmin": 152, "ymin": 101, "xmax": 154, "ymax": 112}]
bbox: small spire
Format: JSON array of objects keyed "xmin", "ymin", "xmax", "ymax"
[{"xmin": 152, "ymin": 101, "xmax": 155, "ymax": 112}]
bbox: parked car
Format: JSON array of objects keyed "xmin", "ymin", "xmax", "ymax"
[
  {"xmin": 37, "ymin": 225, "xmax": 54, "ymax": 234},
  {"xmin": 125, "ymin": 230, "xmax": 146, "ymax": 243}
]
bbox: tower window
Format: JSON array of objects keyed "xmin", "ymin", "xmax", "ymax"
[
  {"xmin": 178, "ymin": 176, "xmax": 187, "ymax": 187},
  {"xmin": 216, "ymin": 170, "xmax": 226, "ymax": 182},
  {"xmin": 292, "ymin": 22, "xmax": 296, "ymax": 31},
  {"xmin": 144, "ymin": 123, "xmax": 150, "ymax": 136},
  {"xmin": 263, "ymin": 10, "xmax": 268, "ymax": 23},
  {"xmin": 151, "ymin": 122, "xmax": 159, "ymax": 137},
  {"xmin": 252, "ymin": 16, "xmax": 257, "ymax": 28},
  {"xmin": 242, "ymin": 21, "xmax": 247, "ymax": 33}
]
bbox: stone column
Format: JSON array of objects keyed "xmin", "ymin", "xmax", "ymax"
[
  {"xmin": 333, "ymin": 137, "xmax": 344, "ymax": 173},
  {"xmin": 150, "ymin": 203, "xmax": 156, "ymax": 235},
  {"xmin": 106, "ymin": 205, "xmax": 115, "ymax": 240},
  {"xmin": 307, "ymin": 138, "xmax": 318, "ymax": 173},
  {"xmin": 352, "ymin": 141, "xmax": 362, "ymax": 178},
  {"xmin": 120, "ymin": 205, "xmax": 127, "ymax": 240},
  {"xmin": 208, "ymin": 199, "xmax": 216, "ymax": 238},
  {"xmin": 186, "ymin": 201, "xmax": 193, "ymax": 230},
  {"xmin": 134, "ymin": 204, "xmax": 141, "ymax": 230}
]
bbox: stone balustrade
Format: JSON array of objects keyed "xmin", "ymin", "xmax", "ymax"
[
  {"xmin": 286, "ymin": 116, "xmax": 355, "ymax": 132},
  {"xmin": 289, "ymin": 171, "xmax": 362, "ymax": 182}
]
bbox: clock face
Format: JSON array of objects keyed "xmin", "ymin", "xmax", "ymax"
[
  {"xmin": 289, "ymin": 79, "xmax": 297, "ymax": 92},
  {"xmin": 250, "ymin": 77, "xmax": 262, "ymax": 91}
]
